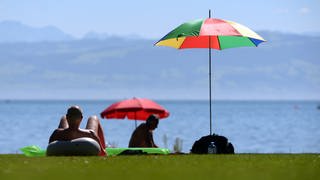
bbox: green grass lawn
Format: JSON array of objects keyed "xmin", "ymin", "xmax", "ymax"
[{"xmin": 0, "ymin": 154, "xmax": 319, "ymax": 180}]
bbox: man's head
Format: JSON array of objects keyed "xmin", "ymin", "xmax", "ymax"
[
  {"xmin": 66, "ymin": 106, "xmax": 83, "ymax": 126},
  {"xmin": 146, "ymin": 114, "xmax": 159, "ymax": 130}
]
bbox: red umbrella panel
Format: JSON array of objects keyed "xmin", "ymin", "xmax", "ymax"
[{"xmin": 100, "ymin": 98, "xmax": 170, "ymax": 121}]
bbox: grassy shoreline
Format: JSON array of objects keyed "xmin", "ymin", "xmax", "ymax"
[{"xmin": 1, "ymin": 154, "xmax": 319, "ymax": 180}]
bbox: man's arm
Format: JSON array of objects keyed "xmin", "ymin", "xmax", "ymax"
[
  {"xmin": 147, "ymin": 131, "xmax": 158, "ymax": 148},
  {"xmin": 48, "ymin": 129, "xmax": 59, "ymax": 144},
  {"xmin": 150, "ymin": 133, "xmax": 158, "ymax": 148}
]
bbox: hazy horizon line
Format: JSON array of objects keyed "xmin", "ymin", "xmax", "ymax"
[{"xmin": 1, "ymin": 98, "xmax": 319, "ymax": 102}]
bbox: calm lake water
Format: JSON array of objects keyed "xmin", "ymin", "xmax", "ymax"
[{"xmin": 0, "ymin": 100, "xmax": 319, "ymax": 154}]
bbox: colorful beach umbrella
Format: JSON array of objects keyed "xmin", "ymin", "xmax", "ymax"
[
  {"xmin": 155, "ymin": 10, "xmax": 266, "ymax": 135},
  {"xmin": 100, "ymin": 97, "xmax": 170, "ymax": 127},
  {"xmin": 155, "ymin": 17, "xmax": 265, "ymax": 50}
]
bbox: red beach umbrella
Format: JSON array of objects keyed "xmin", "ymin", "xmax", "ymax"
[{"xmin": 100, "ymin": 97, "xmax": 169, "ymax": 127}]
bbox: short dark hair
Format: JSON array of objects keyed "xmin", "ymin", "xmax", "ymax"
[
  {"xmin": 66, "ymin": 106, "xmax": 83, "ymax": 120},
  {"xmin": 146, "ymin": 114, "xmax": 159, "ymax": 125}
]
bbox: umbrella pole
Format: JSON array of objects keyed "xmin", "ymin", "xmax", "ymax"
[
  {"xmin": 209, "ymin": 9, "xmax": 213, "ymax": 135},
  {"xmin": 134, "ymin": 112, "xmax": 137, "ymax": 128},
  {"xmin": 209, "ymin": 38, "xmax": 212, "ymax": 136}
]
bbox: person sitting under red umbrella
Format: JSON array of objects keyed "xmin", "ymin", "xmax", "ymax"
[
  {"xmin": 128, "ymin": 114, "xmax": 159, "ymax": 148},
  {"xmin": 49, "ymin": 105, "xmax": 107, "ymax": 156}
]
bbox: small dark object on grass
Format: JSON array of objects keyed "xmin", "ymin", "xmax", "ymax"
[{"xmin": 118, "ymin": 150, "xmax": 147, "ymax": 155}]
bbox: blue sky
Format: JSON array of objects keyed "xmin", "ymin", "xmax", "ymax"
[{"xmin": 1, "ymin": 0, "xmax": 319, "ymax": 38}]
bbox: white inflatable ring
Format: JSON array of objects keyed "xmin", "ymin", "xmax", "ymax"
[{"xmin": 46, "ymin": 137, "xmax": 100, "ymax": 156}]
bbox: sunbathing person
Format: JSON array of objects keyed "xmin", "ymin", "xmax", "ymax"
[
  {"xmin": 49, "ymin": 105, "xmax": 106, "ymax": 156},
  {"xmin": 128, "ymin": 114, "xmax": 159, "ymax": 148}
]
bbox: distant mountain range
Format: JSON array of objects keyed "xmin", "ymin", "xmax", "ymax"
[
  {"xmin": 0, "ymin": 21, "xmax": 74, "ymax": 42},
  {"xmin": 2, "ymin": 20, "xmax": 318, "ymax": 42},
  {"xmin": 0, "ymin": 20, "xmax": 144, "ymax": 42},
  {"xmin": 0, "ymin": 21, "xmax": 319, "ymax": 100}
]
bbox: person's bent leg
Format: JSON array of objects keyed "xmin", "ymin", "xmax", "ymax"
[
  {"xmin": 86, "ymin": 115, "xmax": 106, "ymax": 149},
  {"xmin": 58, "ymin": 115, "xmax": 69, "ymax": 129}
]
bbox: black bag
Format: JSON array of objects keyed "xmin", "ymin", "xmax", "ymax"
[{"xmin": 190, "ymin": 134, "xmax": 234, "ymax": 154}]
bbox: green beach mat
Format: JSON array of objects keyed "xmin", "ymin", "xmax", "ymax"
[
  {"xmin": 20, "ymin": 145, "xmax": 170, "ymax": 157},
  {"xmin": 20, "ymin": 145, "xmax": 47, "ymax": 157}
]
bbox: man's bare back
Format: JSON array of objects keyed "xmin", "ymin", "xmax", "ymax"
[
  {"xmin": 49, "ymin": 128, "xmax": 100, "ymax": 144},
  {"xmin": 128, "ymin": 114, "xmax": 159, "ymax": 148},
  {"xmin": 128, "ymin": 123, "xmax": 153, "ymax": 147},
  {"xmin": 48, "ymin": 106, "xmax": 106, "ymax": 156}
]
